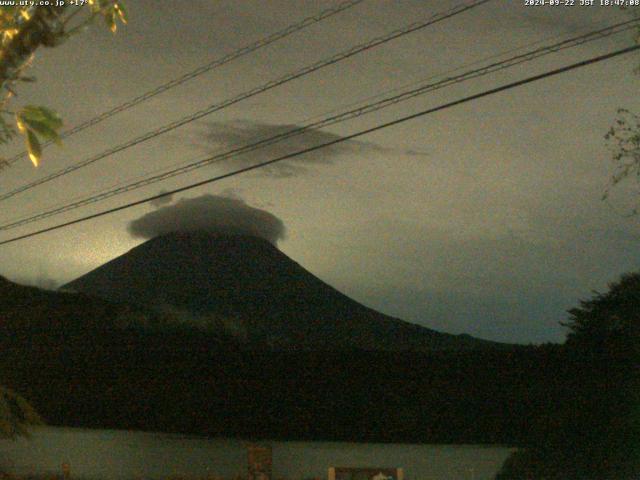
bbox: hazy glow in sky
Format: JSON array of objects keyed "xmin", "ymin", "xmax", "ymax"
[{"xmin": 0, "ymin": 0, "xmax": 638, "ymax": 343}]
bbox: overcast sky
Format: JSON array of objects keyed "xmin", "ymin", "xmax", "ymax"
[{"xmin": 0, "ymin": 0, "xmax": 639, "ymax": 343}]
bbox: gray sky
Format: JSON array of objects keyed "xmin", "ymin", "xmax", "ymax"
[{"xmin": 0, "ymin": 0, "xmax": 639, "ymax": 343}]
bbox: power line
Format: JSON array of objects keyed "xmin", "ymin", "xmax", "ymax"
[
  {"xmin": 0, "ymin": 0, "xmax": 491, "ymax": 203},
  {"xmin": 1, "ymin": 42, "xmax": 637, "ymax": 247},
  {"xmin": 1, "ymin": 18, "xmax": 636, "ymax": 231},
  {"xmin": 3, "ymin": 0, "xmax": 367, "ymax": 167},
  {"xmin": 0, "ymin": 17, "xmax": 602, "ymax": 229}
]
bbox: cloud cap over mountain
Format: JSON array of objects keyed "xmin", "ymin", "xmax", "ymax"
[{"xmin": 128, "ymin": 194, "xmax": 286, "ymax": 245}]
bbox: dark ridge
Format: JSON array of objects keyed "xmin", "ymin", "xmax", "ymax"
[{"xmin": 0, "ymin": 274, "xmax": 554, "ymax": 444}]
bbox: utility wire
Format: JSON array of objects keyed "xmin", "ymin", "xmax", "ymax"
[
  {"xmin": 1, "ymin": 18, "xmax": 636, "ymax": 230},
  {"xmin": 0, "ymin": 17, "xmax": 599, "ymax": 228},
  {"xmin": 0, "ymin": 43, "xmax": 637, "ymax": 247},
  {"xmin": 3, "ymin": 0, "xmax": 367, "ymax": 167},
  {"xmin": 0, "ymin": 0, "xmax": 491, "ymax": 203}
]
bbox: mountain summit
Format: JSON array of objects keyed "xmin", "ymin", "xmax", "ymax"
[{"xmin": 63, "ymin": 232, "xmax": 493, "ymax": 351}]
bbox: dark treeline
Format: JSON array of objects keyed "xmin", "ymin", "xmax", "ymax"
[
  {"xmin": 0, "ymin": 275, "xmax": 637, "ymax": 478},
  {"xmin": 496, "ymin": 273, "xmax": 640, "ymax": 479},
  {"xmin": 1, "ymin": 329, "xmax": 568, "ymax": 445}
]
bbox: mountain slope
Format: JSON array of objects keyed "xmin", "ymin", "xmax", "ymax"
[
  {"xmin": 0, "ymin": 274, "xmax": 556, "ymax": 444},
  {"xmin": 63, "ymin": 232, "xmax": 496, "ymax": 351}
]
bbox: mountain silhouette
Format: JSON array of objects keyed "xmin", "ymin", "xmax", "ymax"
[
  {"xmin": 0, "ymin": 260, "xmax": 537, "ymax": 443},
  {"xmin": 63, "ymin": 231, "xmax": 496, "ymax": 351}
]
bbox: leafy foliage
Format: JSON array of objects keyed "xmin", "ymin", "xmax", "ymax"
[
  {"xmin": 496, "ymin": 272, "xmax": 640, "ymax": 480},
  {"xmin": 0, "ymin": 2, "xmax": 127, "ymax": 166},
  {"xmin": 604, "ymin": 7, "xmax": 640, "ymax": 210},
  {"xmin": 16, "ymin": 105, "xmax": 62, "ymax": 166},
  {"xmin": 563, "ymin": 271, "xmax": 640, "ymax": 357},
  {"xmin": 0, "ymin": 2, "xmax": 127, "ymax": 441},
  {"xmin": 0, "ymin": 385, "xmax": 42, "ymax": 439},
  {"xmin": 604, "ymin": 109, "xmax": 640, "ymax": 213}
]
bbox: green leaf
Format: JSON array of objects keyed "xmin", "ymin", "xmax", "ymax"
[
  {"xmin": 22, "ymin": 118, "xmax": 61, "ymax": 145},
  {"xmin": 18, "ymin": 106, "xmax": 63, "ymax": 150},
  {"xmin": 115, "ymin": 1, "xmax": 127, "ymax": 23},
  {"xmin": 20, "ymin": 105, "xmax": 63, "ymax": 130},
  {"xmin": 104, "ymin": 9, "xmax": 116, "ymax": 33},
  {"xmin": 25, "ymin": 129, "xmax": 41, "ymax": 167}
]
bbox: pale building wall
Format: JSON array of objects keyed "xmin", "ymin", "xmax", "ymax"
[{"xmin": 0, "ymin": 427, "xmax": 514, "ymax": 480}]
